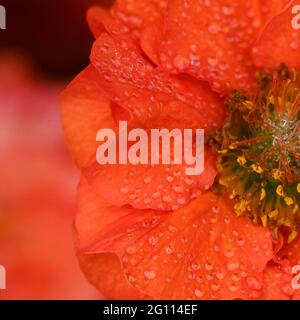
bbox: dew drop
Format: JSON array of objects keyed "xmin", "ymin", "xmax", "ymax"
[
  {"xmin": 144, "ymin": 270, "xmax": 156, "ymax": 280},
  {"xmin": 246, "ymin": 277, "xmax": 262, "ymax": 291},
  {"xmin": 194, "ymin": 288, "xmax": 204, "ymax": 298}
]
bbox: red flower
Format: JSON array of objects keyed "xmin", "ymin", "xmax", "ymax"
[{"xmin": 61, "ymin": 0, "xmax": 300, "ymax": 299}]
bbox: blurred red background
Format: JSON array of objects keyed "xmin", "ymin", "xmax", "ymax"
[{"xmin": 0, "ymin": 0, "xmax": 113, "ymax": 299}]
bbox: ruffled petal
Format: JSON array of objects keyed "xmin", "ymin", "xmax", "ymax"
[
  {"xmin": 91, "ymin": 32, "xmax": 225, "ymax": 131},
  {"xmin": 261, "ymin": 235, "xmax": 300, "ymax": 300},
  {"xmin": 122, "ymin": 193, "xmax": 274, "ymax": 299},
  {"xmin": 76, "ymin": 177, "xmax": 167, "ymax": 255},
  {"xmin": 77, "ymin": 180, "xmax": 274, "ymax": 300},
  {"xmin": 158, "ymin": 0, "xmax": 263, "ymax": 92},
  {"xmin": 111, "ymin": 0, "xmax": 166, "ymax": 38},
  {"xmin": 140, "ymin": 18, "xmax": 162, "ymax": 66},
  {"xmin": 83, "ymin": 145, "xmax": 217, "ymax": 211},
  {"xmin": 87, "ymin": 6, "xmax": 110, "ymax": 38},
  {"xmin": 261, "ymin": 262, "xmax": 296, "ymax": 300},
  {"xmin": 60, "ymin": 65, "xmax": 115, "ymax": 167},
  {"xmin": 78, "ymin": 253, "xmax": 145, "ymax": 299},
  {"xmin": 253, "ymin": 0, "xmax": 300, "ymax": 70},
  {"xmin": 259, "ymin": 0, "xmax": 291, "ymax": 24},
  {"xmin": 279, "ymin": 234, "xmax": 300, "ymax": 266}
]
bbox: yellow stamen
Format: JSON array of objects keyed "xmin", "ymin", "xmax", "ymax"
[
  {"xmin": 276, "ymin": 185, "xmax": 284, "ymax": 197},
  {"xmin": 234, "ymin": 200, "xmax": 247, "ymax": 216},
  {"xmin": 269, "ymin": 210, "xmax": 279, "ymax": 218},
  {"xmin": 260, "ymin": 188, "xmax": 266, "ymax": 201},
  {"xmin": 237, "ymin": 156, "xmax": 246, "ymax": 166},
  {"xmin": 288, "ymin": 230, "xmax": 298, "ymax": 244},
  {"xmin": 272, "ymin": 169, "xmax": 281, "ymax": 180},
  {"xmin": 261, "ymin": 215, "xmax": 268, "ymax": 227},
  {"xmin": 251, "ymin": 164, "xmax": 263, "ymax": 174},
  {"xmin": 284, "ymin": 197, "xmax": 294, "ymax": 206}
]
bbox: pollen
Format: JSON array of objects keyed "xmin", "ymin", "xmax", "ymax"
[
  {"xmin": 260, "ymin": 188, "xmax": 266, "ymax": 201},
  {"xmin": 251, "ymin": 164, "xmax": 263, "ymax": 174},
  {"xmin": 272, "ymin": 169, "xmax": 281, "ymax": 180},
  {"xmin": 237, "ymin": 156, "xmax": 246, "ymax": 166},
  {"xmin": 284, "ymin": 197, "xmax": 294, "ymax": 206},
  {"xmin": 276, "ymin": 185, "xmax": 284, "ymax": 197},
  {"xmin": 213, "ymin": 68, "xmax": 300, "ymax": 240}
]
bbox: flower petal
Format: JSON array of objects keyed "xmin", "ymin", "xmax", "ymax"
[
  {"xmin": 60, "ymin": 65, "xmax": 114, "ymax": 167},
  {"xmin": 261, "ymin": 234, "xmax": 300, "ymax": 300},
  {"xmin": 279, "ymin": 234, "xmax": 300, "ymax": 266},
  {"xmin": 252, "ymin": 0, "xmax": 300, "ymax": 70},
  {"xmin": 261, "ymin": 262, "xmax": 296, "ymax": 300},
  {"xmin": 91, "ymin": 32, "xmax": 225, "ymax": 131},
  {"xmin": 76, "ymin": 177, "xmax": 167, "ymax": 255},
  {"xmin": 77, "ymin": 180, "xmax": 274, "ymax": 300},
  {"xmin": 78, "ymin": 253, "xmax": 145, "ymax": 299},
  {"xmin": 158, "ymin": 0, "xmax": 262, "ymax": 92},
  {"xmin": 259, "ymin": 0, "xmax": 290, "ymax": 24},
  {"xmin": 122, "ymin": 193, "xmax": 274, "ymax": 299},
  {"xmin": 111, "ymin": 0, "xmax": 166, "ymax": 38},
  {"xmin": 140, "ymin": 18, "xmax": 162, "ymax": 66},
  {"xmin": 87, "ymin": 6, "xmax": 110, "ymax": 38},
  {"xmin": 83, "ymin": 145, "xmax": 217, "ymax": 211}
]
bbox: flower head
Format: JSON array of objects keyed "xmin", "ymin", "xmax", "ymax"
[{"xmin": 61, "ymin": 0, "xmax": 300, "ymax": 300}]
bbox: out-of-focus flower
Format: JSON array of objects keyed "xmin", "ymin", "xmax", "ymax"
[
  {"xmin": 61, "ymin": 1, "xmax": 300, "ymax": 299},
  {"xmin": 0, "ymin": 54, "xmax": 99, "ymax": 299}
]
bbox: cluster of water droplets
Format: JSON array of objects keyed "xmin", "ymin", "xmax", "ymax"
[{"xmin": 120, "ymin": 200, "xmax": 284, "ymax": 299}]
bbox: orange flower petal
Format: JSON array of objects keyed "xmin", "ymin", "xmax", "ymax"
[
  {"xmin": 111, "ymin": 0, "xmax": 166, "ymax": 38},
  {"xmin": 76, "ymin": 181, "xmax": 274, "ymax": 300},
  {"xmin": 259, "ymin": 0, "xmax": 291, "ymax": 24},
  {"xmin": 140, "ymin": 18, "xmax": 162, "ymax": 66},
  {"xmin": 91, "ymin": 32, "xmax": 225, "ymax": 131},
  {"xmin": 252, "ymin": 0, "xmax": 300, "ymax": 70},
  {"xmin": 158, "ymin": 0, "xmax": 262, "ymax": 93},
  {"xmin": 60, "ymin": 65, "xmax": 114, "ymax": 167},
  {"xmin": 122, "ymin": 193, "xmax": 274, "ymax": 299},
  {"xmin": 261, "ymin": 262, "xmax": 296, "ymax": 300},
  {"xmin": 79, "ymin": 253, "xmax": 146, "ymax": 299},
  {"xmin": 83, "ymin": 145, "xmax": 217, "ymax": 211},
  {"xmin": 279, "ymin": 234, "xmax": 300, "ymax": 266},
  {"xmin": 262, "ymin": 235, "xmax": 300, "ymax": 300},
  {"xmin": 76, "ymin": 177, "xmax": 168, "ymax": 255},
  {"xmin": 87, "ymin": 6, "xmax": 110, "ymax": 39}
]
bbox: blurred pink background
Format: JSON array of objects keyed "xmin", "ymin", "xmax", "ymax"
[{"xmin": 0, "ymin": 0, "xmax": 113, "ymax": 299}]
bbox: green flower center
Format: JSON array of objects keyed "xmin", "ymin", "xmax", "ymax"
[{"xmin": 212, "ymin": 68, "xmax": 300, "ymax": 242}]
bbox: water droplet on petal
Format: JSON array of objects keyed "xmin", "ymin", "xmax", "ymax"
[
  {"xmin": 144, "ymin": 270, "xmax": 156, "ymax": 280},
  {"xmin": 194, "ymin": 288, "xmax": 204, "ymax": 298}
]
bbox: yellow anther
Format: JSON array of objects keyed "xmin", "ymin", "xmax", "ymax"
[
  {"xmin": 297, "ymin": 183, "xmax": 300, "ymax": 194},
  {"xmin": 251, "ymin": 164, "xmax": 263, "ymax": 174},
  {"xmin": 276, "ymin": 185, "xmax": 284, "ymax": 197},
  {"xmin": 218, "ymin": 149, "xmax": 228, "ymax": 154},
  {"xmin": 284, "ymin": 197, "xmax": 294, "ymax": 206},
  {"xmin": 260, "ymin": 188, "xmax": 266, "ymax": 201},
  {"xmin": 219, "ymin": 178, "xmax": 229, "ymax": 187},
  {"xmin": 269, "ymin": 210, "xmax": 279, "ymax": 218},
  {"xmin": 261, "ymin": 215, "xmax": 268, "ymax": 227},
  {"xmin": 237, "ymin": 156, "xmax": 246, "ymax": 166},
  {"xmin": 242, "ymin": 100, "xmax": 254, "ymax": 110},
  {"xmin": 229, "ymin": 189, "xmax": 237, "ymax": 199},
  {"xmin": 293, "ymin": 204, "xmax": 299, "ymax": 214},
  {"xmin": 234, "ymin": 200, "xmax": 247, "ymax": 216},
  {"xmin": 288, "ymin": 230, "xmax": 298, "ymax": 244},
  {"xmin": 229, "ymin": 145, "xmax": 236, "ymax": 150},
  {"xmin": 272, "ymin": 169, "xmax": 281, "ymax": 180}
]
